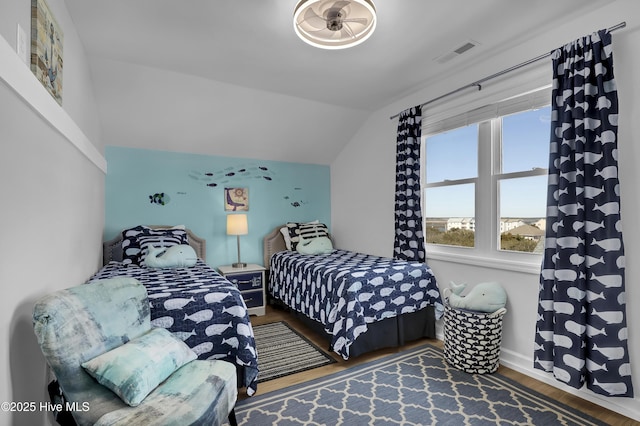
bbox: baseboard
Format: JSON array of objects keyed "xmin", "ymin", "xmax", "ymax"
[
  {"xmin": 498, "ymin": 347, "xmax": 640, "ymax": 422},
  {"xmin": 433, "ymin": 330, "xmax": 640, "ymax": 422}
]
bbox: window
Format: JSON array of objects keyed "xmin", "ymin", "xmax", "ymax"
[
  {"xmin": 422, "ymin": 88, "xmax": 550, "ymax": 261},
  {"xmin": 425, "ymin": 125, "xmax": 478, "ymax": 248},
  {"xmin": 498, "ymin": 107, "xmax": 550, "ymax": 252}
]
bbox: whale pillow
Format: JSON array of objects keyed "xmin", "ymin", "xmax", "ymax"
[
  {"xmin": 296, "ymin": 235, "xmax": 334, "ymax": 255},
  {"xmin": 144, "ymin": 244, "xmax": 198, "ymax": 268},
  {"xmin": 447, "ymin": 281, "xmax": 507, "ymax": 313}
]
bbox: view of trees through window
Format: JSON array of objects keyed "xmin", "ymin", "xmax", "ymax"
[{"xmin": 425, "ymin": 227, "xmax": 539, "ymax": 251}]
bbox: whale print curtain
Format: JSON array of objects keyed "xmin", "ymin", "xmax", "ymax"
[
  {"xmin": 534, "ymin": 30, "xmax": 633, "ymax": 397},
  {"xmin": 393, "ymin": 106, "xmax": 426, "ymax": 262}
]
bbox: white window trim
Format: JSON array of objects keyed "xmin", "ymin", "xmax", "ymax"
[
  {"xmin": 422, "ymin": 85, "xmax": 551, "ymax": 275},
  {"xmin": 426, "ymin": 250, "xmax": 543, "ymax": 275}
]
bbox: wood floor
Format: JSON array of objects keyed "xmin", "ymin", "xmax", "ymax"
[{"xmin": 241, "ymin": 306, "xmax": 636, "ymax": 425}]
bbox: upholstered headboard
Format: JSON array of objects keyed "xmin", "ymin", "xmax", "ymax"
[
  {"xmin": 262, "ymin": 224, "xmax": 334, "ymax": 268},
  {"xmin": 102, "ymin": 226, "xmax": 206, "ymax": 266},
  {"xmin": 262, "ymin": 225, "xmax": 288, "ymax": 267}
]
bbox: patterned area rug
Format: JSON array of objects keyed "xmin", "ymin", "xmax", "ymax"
[
  {"xmin": 237, "ymin": 344, "xmax": 606, "ymax": 425},
  {"xmin": 253, "ymin": 321, "xmax": 335, "ymax": 383}
]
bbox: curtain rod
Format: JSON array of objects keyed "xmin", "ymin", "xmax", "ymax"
[{"xmin": 389, "ymin": 21, "xmax": 626, "ymax": 120}]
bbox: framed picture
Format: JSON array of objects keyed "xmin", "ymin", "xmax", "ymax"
[
  {"xmin": 31, "ymin": 0, "xmax": 63, "ymax": 105},
  {"xmin": 224, "ymin": 188, "xmax": 248, "ymax": 211}
]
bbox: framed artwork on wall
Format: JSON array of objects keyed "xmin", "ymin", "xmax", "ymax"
[
  {"xmin": 225, "ymin": 188, "xmax": 248, "ymax": 211},
  {"xmin": 31, "ymin": 0, "xmax": 63, "ymax": 105}
]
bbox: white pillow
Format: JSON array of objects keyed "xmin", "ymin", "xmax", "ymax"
[{"xmin": 280, "ymin": 227, "xmax": 292, "ymax": 250}]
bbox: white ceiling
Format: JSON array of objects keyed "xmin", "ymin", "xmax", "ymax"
[{"xmin": 63, "ymin": 0, "xmax": 615, "ymax": 162}]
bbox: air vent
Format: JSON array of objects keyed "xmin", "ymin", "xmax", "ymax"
[
  {"xmin": 434, "ymin": 39, "xmax": 480, "ymax": 64},
  {"xmin": 454, "ymin": 42, "xmax": 476, "ymax": 54}
]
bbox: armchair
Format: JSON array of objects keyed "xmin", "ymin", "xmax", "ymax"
[{"xmin": 33, "ymin": 277, "xmax": 238, "ymax": 426}]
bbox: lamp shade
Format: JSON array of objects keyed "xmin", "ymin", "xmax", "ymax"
[
  {"xmin": 293, "ymin": 0, "xmax": 377, "ymax": 50},
  {"xmin": 227, "ymin": 214, "xmax": 248, "ymax": 235}
]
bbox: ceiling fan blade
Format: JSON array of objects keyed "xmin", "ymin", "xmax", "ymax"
[
  {"xmin": 308, "ymin": 27, "xmax": 340, "ymax": 40},
  {"xmin": 301, "ymin": 7, "xmax": 327, "ymax": 30},
  {"xmin": 306, "ymin": 26, "xmax": 333, "ymax": 35},
  {"xmin": 341, "ymin": 23, "xmax": 356, "ymax": 39},
  {"xmin": 330, "ymin": 1, "xmax": 351, "ymax": 11},
  {"xmin": 342, "ymin": 17, "xmax": 368, "ymax": 26}
]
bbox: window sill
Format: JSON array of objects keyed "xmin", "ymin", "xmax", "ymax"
[{"xmin": 426, "ymin": 249, "xmax": 542, "ymax": 275}]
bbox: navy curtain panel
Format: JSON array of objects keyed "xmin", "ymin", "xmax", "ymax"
[
  {"xmin": 393, "ymin": 106, "xmax": 426, "ymax": 262},
  {"xmin": 534, "ymin": 30, "xmax": 633, "ymax": 397}
]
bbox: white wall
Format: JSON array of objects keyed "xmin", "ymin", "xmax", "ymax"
[
  {"xmin": 0, "ymin": 0, "xmax": 103, "ymax": 153},
  {"xmin": 0, "ymin": 1, "xmax": 104, "ymax": 425},
  {"xmin": 331, "ymin": 0, "xmax": 640, "ymax": 420},
  {"xmin": 88, "ymin": 57, "xmax": 369, "ymax": 166}
]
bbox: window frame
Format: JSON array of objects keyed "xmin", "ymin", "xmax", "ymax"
[{"xmin": 421, "ymin": 87, "xmax": 551, "ymax": 274}]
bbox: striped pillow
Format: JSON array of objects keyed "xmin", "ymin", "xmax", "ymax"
[
  {"xmin": 121, "ymin": 226, "xmax": 189, "ymax": 266},
  {"xmin": 286, "ymin": 222, "xmax": 329, "ymax": 251}
]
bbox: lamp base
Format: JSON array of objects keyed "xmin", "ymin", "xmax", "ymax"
[{"xmin": 231, "ymin": 262, "xmax": 247, "ymax": 268}]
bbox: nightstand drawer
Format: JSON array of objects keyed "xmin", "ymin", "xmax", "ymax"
[
  {"xmin": 241, "ymin": 290, "xmax": 264, "ymax": 309},
  {"xmin": 226, "ymin": 272, "xmax": 263, "ymax": 291},
  {"xmin": 218, "ymin": 264, "xmax": 266, "ymax": 316}
]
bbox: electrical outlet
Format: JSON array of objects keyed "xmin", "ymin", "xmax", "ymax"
[{"xmin": 17, "ymin": 24, "xmax": 28, "ymax": 64}]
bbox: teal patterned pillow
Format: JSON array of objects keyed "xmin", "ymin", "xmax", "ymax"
[{"xmin": 81, "ymin": 327, "xmax": 196, "ymax": 406}]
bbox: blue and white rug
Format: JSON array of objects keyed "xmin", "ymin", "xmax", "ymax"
[{"xmin": 236, "ymin": 344, "xmax": 605, "ymax": 425}]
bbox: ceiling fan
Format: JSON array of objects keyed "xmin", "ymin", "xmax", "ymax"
[{"xmin": 293, "ymin": 0, "xmax": 377, "ymax": 50}]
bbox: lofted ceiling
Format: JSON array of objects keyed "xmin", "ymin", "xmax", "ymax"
[{"xmin": 63, "ymin": 0, "xmax": 614, "ymax": 163}]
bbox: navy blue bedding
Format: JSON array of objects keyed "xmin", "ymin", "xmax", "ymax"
[
  {"xmin": 89, "ymin": 260, "xmax": 259, "ymax": 395},
  {"xmin": 269, "ymin": 249, "xmax": 444, "ymax": 359}
]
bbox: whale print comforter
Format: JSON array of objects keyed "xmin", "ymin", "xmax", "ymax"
[
  {"xmin": 89, "ymin": 260, "xmax": 259, "ymax": 395},
  {"xmin": 269, "ymin": 249, "xmax": 444, "ymax": 360}
]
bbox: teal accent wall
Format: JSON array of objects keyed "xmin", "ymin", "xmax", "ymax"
[{"xmin": 105, "ymin": 147, "xmax": 330, "ymax": 268}]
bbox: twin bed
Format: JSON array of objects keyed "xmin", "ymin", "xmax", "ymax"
[
  {"xmin": 264, "ymin": 224, "xmax": 444, "ymax": 360},
  {"xmin": 91, "ymin": 226, "xmax": 259, "ymax": 396},
  {"xmin": 90, "ymin": 223, "xmax": 443, "ymax": 396}
]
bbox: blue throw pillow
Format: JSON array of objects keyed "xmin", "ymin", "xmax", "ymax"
[{"xmin": 81, "ymin": 328, "xmax": 196, "ymax": 406}]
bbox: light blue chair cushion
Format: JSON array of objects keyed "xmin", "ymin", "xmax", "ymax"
[
  {"xmin": 93, "ymin": 360, "xmax": 237, "ymax": 426},
  {"xmin": 82, "ymin": 327, "xmax": 197, "ymax": 406},
  {"xmin": 33, "ymin": 277, "xmax": 237, "ymax": 426}
]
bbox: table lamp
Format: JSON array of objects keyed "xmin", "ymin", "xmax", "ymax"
[{"xmin": 227, "ymin": 214, "xmax": 248, "ymax": 268}]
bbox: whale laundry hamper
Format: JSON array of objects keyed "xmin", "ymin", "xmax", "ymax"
[{"xmin": 443, "ymin": 299, "xmax": 507, "ymax": 374}]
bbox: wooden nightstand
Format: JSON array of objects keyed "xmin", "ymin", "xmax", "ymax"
[{"xmin": 218, "ymin": 264, "xmax": 266, "ymax": 316}]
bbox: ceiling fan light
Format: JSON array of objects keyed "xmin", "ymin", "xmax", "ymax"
[{"xmin": 293, "ymin": 0, "xmax": 377, "ymax": 50}]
